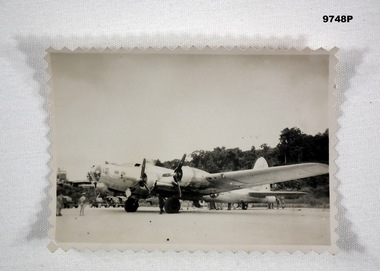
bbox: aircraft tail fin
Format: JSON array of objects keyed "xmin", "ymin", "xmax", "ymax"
[
  {"xmin": 253, "ymin": 157, "xmax": 269, "ymax": 170},
  {"xmin": 252, "ymin": 157, "xmax": 270, "ymax": 191}
]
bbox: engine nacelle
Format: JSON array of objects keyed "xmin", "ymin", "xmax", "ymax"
[
  {"xmin": 153, "ymin": 179, "xmax": 177, "ymax": 193},
  {"xmin": 178, "ymin": 166, "xmax": 209, "ymax": 188}
]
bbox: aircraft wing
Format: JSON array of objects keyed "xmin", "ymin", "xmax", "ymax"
[
  {"xmin": 247, "ymin": 191, "xmax": 308, "ymax": 198},
  {"xmin": 205, "ymin": 163, "xmax": 328, "ymax": 192}
]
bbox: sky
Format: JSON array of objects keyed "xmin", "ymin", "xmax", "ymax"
[{"xmin": 50, "ymin": 52, "xmax": 329, "ymax": 180}]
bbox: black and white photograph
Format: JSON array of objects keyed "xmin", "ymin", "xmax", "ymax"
[
  {"xmin": 49, "ymin": 48, "xmax": 337, "ymax": 252},
  {"xmin": 2, "ymin": 1, "xmax": 380, "ymax": 270}
]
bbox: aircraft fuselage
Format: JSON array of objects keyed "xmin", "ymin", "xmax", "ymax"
[
  {"xmin": 90, "ymin": 163, "xmax": 212, "ymax": 199},
  {"xmin": 203, "ymin": 189, "xmax": 277, "ymax": 204}
]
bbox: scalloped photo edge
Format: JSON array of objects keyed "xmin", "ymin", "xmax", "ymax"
[{"xmin": 46, "ymin": 47, "xmax": 339, "ymax": 254}]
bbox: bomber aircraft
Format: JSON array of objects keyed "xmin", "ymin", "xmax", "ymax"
[
  {"xmin": 203, "ymin": 157, "xmax": 308, "ymax": 210},
  {"xmin": 87, "ymin": 154, "xmax": 328, "ymax": 214}
]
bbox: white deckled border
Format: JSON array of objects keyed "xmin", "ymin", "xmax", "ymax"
[{"xmin": 46, "ymin": 46, "xmax": 339, "ymax": 254}]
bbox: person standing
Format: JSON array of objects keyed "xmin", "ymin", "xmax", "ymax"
[
  {"xmin": 79, "ymin": 193, "xmax": 86, "ymax": 216},
  {"xmin": 56, "ymin": 193, "xmax": 63, "ymax": 216},
  {"xmin": 158, "ymin": 195, "xmax": 165, "ymax": 214}
]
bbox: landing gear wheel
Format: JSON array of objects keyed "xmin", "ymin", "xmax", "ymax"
[
  {"xmin": 164, "ymin": 197, "xmax": 181, "ymax": 213},
  {"xmin": 124, "ymin": 198, "xmax": 139, "ymax": 212},
  {"xmin": 242, "ymin": 203, "xmax": 248, "ymax": 210}
]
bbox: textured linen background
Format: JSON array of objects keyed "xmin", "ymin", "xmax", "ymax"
[{"xmin": 0, "ymin": 1, "xmax": 379, "ymax": 270}]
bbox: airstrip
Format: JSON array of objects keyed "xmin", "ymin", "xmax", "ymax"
[{"xmin": 55, "ymin": 206, "xmax": 330, "ymax": 246}]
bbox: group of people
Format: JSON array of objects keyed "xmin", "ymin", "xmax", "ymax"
[
  {"xmin": 57, "ymin": 194, "xmax": 286, "ymax": 215},
  {"xmin": 276, "ymin": 196, "xmax": 285, "ymax": 209},
  {"xmin": 56, "ymin": 193, "xmax": 87, "ymax": 216},
  {"xmin": 211, "ymin": 197, "xmax": 286, "ymax": 211},
  {"xmin": 209, "ymin": 202, "xmax": 224, "ymax": 210}
]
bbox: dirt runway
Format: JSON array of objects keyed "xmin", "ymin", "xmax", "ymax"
[{"xmin": 55, "ymin": 206, "xmax": 330, "ymax": 246}]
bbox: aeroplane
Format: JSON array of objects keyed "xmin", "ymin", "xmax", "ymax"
[
  {"xmin": 203, "ymin": 188, "xmax": 306, "ymax": 210},
  {"xmin": 87, "ymin": 154, "xmax": 328, "ymax": 214},
  {"xmin": 203, "ymin": 157, "xmax": 308, "ymax": 210}
]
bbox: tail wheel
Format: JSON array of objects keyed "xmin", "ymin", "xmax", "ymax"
[
  {"xmin": 164, "ymin": 197, "xmax": 181, "ymax": 213},
  {"xmin": 124, "ymin": 198, "xmax": 139, "ymax": 212}
]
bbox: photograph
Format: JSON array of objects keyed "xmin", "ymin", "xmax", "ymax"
[
  {"xmin": 49, "ymin": 48, "xmax": 336, "ymax": 252},
  {"xmin": 3, "ymin": 1, "xmax": 380, "ymax": 270}
]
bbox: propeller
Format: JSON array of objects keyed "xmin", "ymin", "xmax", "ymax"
[
  {"xmin": 88, "ymin": 165, "xmax": 101, "ymax": 188},
  {"xmin": 172, "ymin": 154, "xmax": 186, "ymax": 197},
  {"xmin": 138, "ymin": 158, "xmax": 150, "ymax": 194},
  {"xmin": 87, "ymin": 173, "xmax": 96, "ymax": 188}
]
